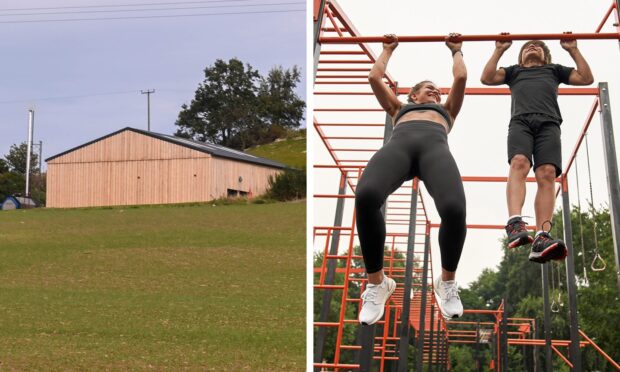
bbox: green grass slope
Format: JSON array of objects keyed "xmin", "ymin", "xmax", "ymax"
[
  {"xmin": 245, "ymin": 132, "xmax": 306, "ymax": 169},
  {"xmin": 0, "ymin": 202, "xmax": 305, "ymax": 370}
]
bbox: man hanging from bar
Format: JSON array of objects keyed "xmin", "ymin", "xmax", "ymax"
[
  {"xmin": 480, "ymin": 33, "xmax": 594, "ymax": 263},
  {"xmin": 356, "ymin": 33, "xmax": 467, "ymax": 324}
]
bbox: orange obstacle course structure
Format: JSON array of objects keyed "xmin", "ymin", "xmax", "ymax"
[{"xmin": 313, "ymin": 1, "xmax": 620, "ymax": 371}]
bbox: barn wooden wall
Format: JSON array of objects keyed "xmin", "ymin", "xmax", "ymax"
[
  {"xmin": 210, "ymin": 157, "xmax": 281, "ymax": 198},
  {"xmin": 46, "ymin": 130, "xmax": 282, "ymax": 208}
]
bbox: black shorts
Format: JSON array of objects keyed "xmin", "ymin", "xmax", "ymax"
[{"xmin": 507, "ymin": 113, "xmax": 562, "ymax": 177}]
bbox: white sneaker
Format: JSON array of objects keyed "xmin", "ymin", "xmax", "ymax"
[
  {"xmin": 434, "ymin": 277, "xmax": 463, "ymax": 320},
  {"xmin": 359, "ymin": 276, "xmax": 396, "ymax": 325}
]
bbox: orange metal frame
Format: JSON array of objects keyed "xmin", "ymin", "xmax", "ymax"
[{"xmin": 313, "ymin": 0, "xmax": 620, "ymax": 370}]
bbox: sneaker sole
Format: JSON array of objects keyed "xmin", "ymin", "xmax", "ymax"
[
  {"xmin": 545, "ymin": 242, "xmax": 568, "ymax": 261},
  {"xmin": 508, "ymin": 234, "xmax": 534, "ymax": 249},
  {"xmin": 433, "ymin": 289, "xmax": 463, "ymax": 321},
  {"xmin": 529, "ymin": 242, "xmax": 565, "ymax": 263},
  {"xmin": 360, "ymin": 280, "xmax": 397, "ymax": 325},
  {"xmin": 440, "ymin": 312, "xmax": 462, "ymax": 321}
]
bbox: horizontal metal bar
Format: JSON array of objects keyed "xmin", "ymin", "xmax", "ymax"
[{"xmin": 320, "ymin": 32, "xmax": 620, "ymax": 44}]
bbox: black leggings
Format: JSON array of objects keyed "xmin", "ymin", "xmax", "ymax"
[{"xmin": 355, "ymin": 120, "xmax": 466, "ymax": 273}]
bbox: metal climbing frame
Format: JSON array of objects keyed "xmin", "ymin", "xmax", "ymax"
[{"xmin": 313, "ymin": 1, "xmax": 620, "ymax": 371}]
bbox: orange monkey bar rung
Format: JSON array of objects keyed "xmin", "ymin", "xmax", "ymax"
[
  {"xmin": 579, "ymin": 330, "xmax": 620, "ymax": 370},
  {"xmin": 320, "ymin": 51, "xmax": 366, "ymax": 55},
  {"xmin": 552, "ymin": 345, "xmax": 574, "ymax": 368},
  {"xmin": 316, "ymin": 87, "xmax": 600, "ymax": 95},
  {"xmin": 316, "ymin": 67, "xmax": 371, "ymax": 71},
  {"xmin": 315, "ymin": 123, "xmax": 384, "ymax": 126},
  {"xmin": 429, "ymin": 223, "xmax": 536, "ymax": 230},
  {"xmin": 320, "ymin": 32, "xmax": 620, "ymax": 43}
]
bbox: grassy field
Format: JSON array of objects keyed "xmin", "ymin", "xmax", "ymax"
[
  {"xmin": 0, "ymin": 201, "xmax": 305, "ymax": 370},
  {"xmin": 245, "ymin": 134, "xmax": 306, "ymax": 169}
]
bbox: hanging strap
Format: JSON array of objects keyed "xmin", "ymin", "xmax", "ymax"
[
  {"xmin": 574, "ymin": 156, "xmax": 589, "ymax": 284},
  {"xmin": 550, "ymin": 263, "xmax": 560, "ymax": 313},
  {"xmin": 585, "ymin": 134, "xmax": 607, "ymax": 272}
]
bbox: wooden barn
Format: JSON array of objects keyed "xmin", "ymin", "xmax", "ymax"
[{"xmin": 45, "ymin": 127, "xmax": 285, "ymax": 208}]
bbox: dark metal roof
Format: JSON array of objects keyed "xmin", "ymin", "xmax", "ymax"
[{"xmin": 46, "ymin": 127, "xmax": 286, "ymax": 169}]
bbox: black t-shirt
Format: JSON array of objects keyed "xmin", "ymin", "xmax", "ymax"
[{"xmin": 502, "ymin": 64, "xmax": 574, "ymax": 123}]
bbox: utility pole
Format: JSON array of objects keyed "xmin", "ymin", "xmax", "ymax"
[
  {"xmin": 25, "ymin": 109, "xmax": 34, "ymax": 197},
  {"xmin": 32, "ymin": 140, "xmax": 43, "ymax": 174},
  {"xmin": 38, "ymin": 140, "xmax": 42, "ymax": 174},
  {"xmin": 141, "ymin": 89, "xmax": 155, "ymax": 131}
]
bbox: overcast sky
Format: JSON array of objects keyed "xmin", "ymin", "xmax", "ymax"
[
  {"xmin": 311, "ymin": 0, "xmax": 620, "ymax": 286},
  {"xmin": 0, "ymin": 0, "xmax": 305, "ymax": 167}
]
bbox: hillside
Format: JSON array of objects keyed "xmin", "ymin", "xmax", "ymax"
[
  {"xmin": 245, "ymin": 130, "xmax": 306, "ymax": 169},
  {"xmin": 0, "ymin": 202, "xmax": 305, "ymax": 370}
]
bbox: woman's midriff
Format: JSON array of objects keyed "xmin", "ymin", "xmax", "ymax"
[{"xmin": 394, "ymin": 110, "xmax": 449, "ymax": 133}]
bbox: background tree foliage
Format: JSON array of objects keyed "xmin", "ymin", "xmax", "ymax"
[
  {"xmin": 5, "ymin": 143, "xmax": 39, "ymax": 174},
  {"xmin": 460, "ymin": 205, "xmax": 619, "ymax": 370},
  {"xmin": 265, "ymin": 167, "xmax": 306, "ymax": 201},
  {"xmin": 175, "ymin": 58, "xmax": 304, "ymax": 150},
  {"xmin": 0, "ymin": 143, "xmax": 45, "ymax": 204}
]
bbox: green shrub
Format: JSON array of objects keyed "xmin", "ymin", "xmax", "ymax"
[{"xmin": 265, "ymin": 167, "xmax": 306, "ymax": 201}]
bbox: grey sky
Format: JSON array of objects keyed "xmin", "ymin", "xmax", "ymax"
[
  {"xmin": 0, "ymin": 0, "xmax": 306, "ymax": 167},
  {"xmin": 311, "ymin": 0, "xmax": 620, "ymax": 286}
]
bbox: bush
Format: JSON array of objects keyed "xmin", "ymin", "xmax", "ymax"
[{"xmin": 265, "ymin": 167, "xmax": 306, "ymax": 201}]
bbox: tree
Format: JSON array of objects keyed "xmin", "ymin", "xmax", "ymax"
[
  {"xmin": 254, "ymin": 66, "xmax": 305, "ymax": 144},
  {"xmin": 0, "ymin": 172, "xmax": 24, "ymax": 201},
  {"xmin": 5, "ymin": 142, "xmax": 39, "ymax": 174},
  {"xmin": 175, "ymin": 58, "xmax": 304, "ymax": 150},
  {"xmin": 0, "ymin": 143, "xmax": 45, "ymax": 204},
  {"xmin": 265, "ymin": 167, "xmax": 306, "ymax": 201},
  {"xmin": 0, "ymin": 158, "xmax": 8, "ymax": 173},
  {"xmin": 176, "ymin": 58, "xmax": 259, "ymax": 149}
]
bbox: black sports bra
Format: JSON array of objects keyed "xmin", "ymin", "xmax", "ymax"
[{"xmin": 393, "ymin": 102, "xmax": 453, "ymax": 129}]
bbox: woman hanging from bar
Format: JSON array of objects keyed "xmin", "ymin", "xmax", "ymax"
[{"xmin": 356, "ymin": 33, "xmax": 467, "ymax": 324}]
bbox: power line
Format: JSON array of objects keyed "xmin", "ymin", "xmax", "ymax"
[
  {"xmin": 0, "ymin": 90, "xmax": 140, "ymax": 104},
  {"xmin": 0, "ymin": 2, "xmax": 305, "ymax": 17},
  {"xmin": 0, "ymin": 8, "xmax": 304, "ymax": 24},
  {"xmin": 0, "ymin": 0, "xmax": 254, "ymax": 12}
]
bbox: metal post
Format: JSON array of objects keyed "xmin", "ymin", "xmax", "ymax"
[
  {"xmin": 428, "ymin": 304, "xmax": 435, "ymax": 371},
  {"xmin": 313, "ymin": 0, "xmax": 326, "ymax": 80},
  {"xmin": 436, "ymin": 316, "xmax": 442, "ymax": 371},
  {"xmin": 397, "ymin": 179, "xmax": 419, "ymax": 372},
  {"xmin": 500, "ymin": 300, "xmax": 508, "ymax": 372},
  {"xmin": 25, "ymin": 109, "xmax": 34, "ymax": 197},
  {"xmin": 315, "ymin": 172, "xmax": 348, "ymax": 369},
  {"xmin": 523, "ymin": 343, "xmax": 528, "ymax": 372},
  {"xmin": 380, "ymin": 113, "xmax": 394, "ymax": 216},
  {"xmin": 141, "ymin": 89, "xmax": 155, "ymax": 131},
  {"xmin": 359, "ymin": 113, "xmax": 396, "ymax": 370},
  {"xmin": 415, "ymin": 224, "xmax": 431, "ymax": 371},
  {"xmin": 616, "ymin": 1, "xmax": 620, "ymax": 51},
  {"xmin": 491, "ymin": 332, "xmax": 497, "ymax": 372},
  {"xmin": 476, "ymin": 322, "xmax": 481, "ymax": 372},
  {"xmin": 358, "ymin": 324, "xmax": 376, "ymax": 371},
  {"xmin": 598, "ymin": 82, "xmax": 620, "ymax": 295},
  {"xmin": 533, "ymin": 319, "xmax": 539, "ymax": 372},
  {"xmin": 542, "ymin": 264, "xmax": 552, "ymax": 372},
  {"xmin": 38, "ymin": 141, "xmax": 42, "ymax": 174},
  {"xmin": 562, "ymin": 179, "xmax": 582, "ymax": 371}
]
